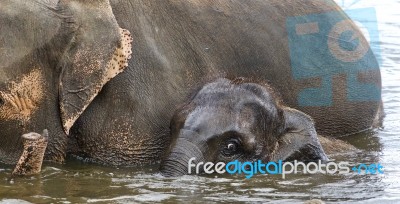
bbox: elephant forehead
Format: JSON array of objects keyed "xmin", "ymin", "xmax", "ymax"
[
  {"xmin": 183, "ymin": 107, "xmax": 254, "ymax": 136},
  {"xmin": 0, "ymin": 68, "xmax": 44, "ymax": 122},
  {"xmin": 0, "ymin": 0, "xmax": 62, "ymax": 71}
]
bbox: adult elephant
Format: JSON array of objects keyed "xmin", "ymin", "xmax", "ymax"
[
  {"xmin": 0, "ymin": 0, "xmax": 381, "ymax": 168},
  {"xmin": 0, "ymin": 0, "xmax": 133, "ymax": 164}
]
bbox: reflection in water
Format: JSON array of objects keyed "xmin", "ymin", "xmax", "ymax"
[{"xmin": 1, "ymin": 0, "xmax": 399, "ymax": 203}]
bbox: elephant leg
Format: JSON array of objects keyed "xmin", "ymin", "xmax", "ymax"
[{"xmin": 12, "ymin": 130, "xmax": 48, "ymax": 176}]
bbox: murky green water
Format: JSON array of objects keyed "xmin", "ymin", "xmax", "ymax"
[{"xmin": 1, "ymin": 0, "xmax": 399, "ymax": 203}]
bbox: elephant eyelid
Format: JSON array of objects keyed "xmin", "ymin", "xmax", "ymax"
[
  {"xmin": 226, "ymin": 138, "xmax": 241, "ymax": 146},
  {"xmin": 222, "ymin": 130, "xmax": 243, "ymax": 138},
  {"xmin": 285, "ymin": 127, "xmax": 301, "ymax": 133}
]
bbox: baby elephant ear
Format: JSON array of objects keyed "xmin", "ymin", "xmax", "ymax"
[
  {"xmin": 59, "ymin": 0, "xmax": 132, "ymax": 134},
  {"xmin": 270, "ymin": 108, "xmax": 328, "ymax": 162}
]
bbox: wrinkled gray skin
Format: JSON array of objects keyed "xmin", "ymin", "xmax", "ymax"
[
  {"xmin": 161, "ymin": 78, "xmax": 328, "ymax": 176},
  {"xmin": 0, "ymin": 0, "xmax": 381, "ymax": 168}
]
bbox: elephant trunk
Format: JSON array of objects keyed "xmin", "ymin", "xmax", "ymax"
[
  {"xmin": 160, "ymin": 138, "xmax": 205, "ymax": 177},
  {"xmin": 12, "ymin": 130, "xmax": 49, "ymax": 176}
]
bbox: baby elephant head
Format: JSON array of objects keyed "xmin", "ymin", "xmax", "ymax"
[{"xmin": 161, "ymin": 78, "xmax": 328, "ymax": 176}]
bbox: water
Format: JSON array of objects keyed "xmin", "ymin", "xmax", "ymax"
[{"xmin": 1, "ymin": 1, "xmax": 399, "ymax": 203}]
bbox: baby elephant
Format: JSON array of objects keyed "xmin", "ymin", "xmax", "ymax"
[{"xmin": 161, "ymin": 78, "xmax": 328, "ymax": 176}]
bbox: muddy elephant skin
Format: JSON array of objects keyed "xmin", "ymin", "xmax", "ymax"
[{"xmin": 0, "ymin": 0, "xmax": 132, "ymax": 164}]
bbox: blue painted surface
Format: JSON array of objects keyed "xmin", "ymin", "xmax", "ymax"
[{"xmin": 287, "ymin": 8, "xmax": 381, "ymax": 106}]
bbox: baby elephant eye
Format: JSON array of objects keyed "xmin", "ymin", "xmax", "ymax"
[
  {"xmin": 227, "ymin": 142, "xmax": 237, "ymax": 151},
  {"xmin": 222, "ymin": 139, "xmax": 240, "ymax": 157}
]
